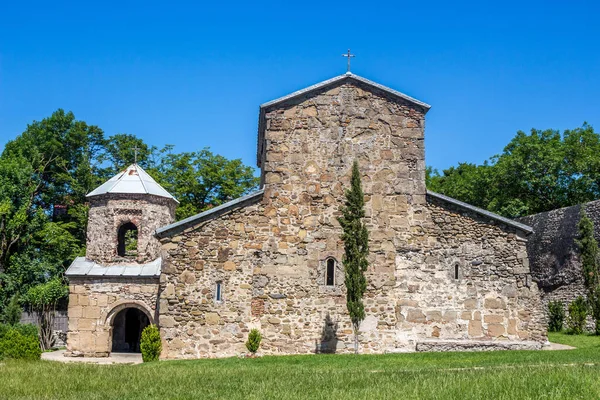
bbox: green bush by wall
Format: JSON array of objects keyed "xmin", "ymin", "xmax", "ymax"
[
  {"xmin": 140, "ymin": 324, "xmax": 162, "ymax": 362},
  {"xmin": 0, "ymin": 323, "xmax": 41, "ymax": 360}
]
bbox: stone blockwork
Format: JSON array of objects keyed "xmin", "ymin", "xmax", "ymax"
[
  {"xmin": 412, "ymin": 197, "xmax": 545, "ymax": 346},
  {"xmin": 86, "ymin": 194, "xmax": 176, "ymax": 264},
  {"xmin": 66, "ymin": 278, "xmax": 159, "ymax": 357},
  {"xmin": 157, "ymin": 78, "xmax": 545, "ymax": 359},
  {"xmin": 519, "ymin": 200, "xmax": 600, "ymax": 310}
]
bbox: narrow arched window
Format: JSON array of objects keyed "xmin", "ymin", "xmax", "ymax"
[
  {"xmin": 117, "ymin": 222, "xmax": 138, "ymax": 257},
  {"xmin": 215, "ymin": 281, "xmax": 223, "ymax": 302},
  {"xmin": 326, "ymin": 258, "xmax": 335, "ymax": 286},
  {"xmin": 454, "ymin": 264, "xmax": 459, "ymax": 280}
]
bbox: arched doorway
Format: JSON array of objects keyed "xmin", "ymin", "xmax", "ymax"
[{"xmin": 111, "ymin": 307, "xmax": 150, "ymax": 352}]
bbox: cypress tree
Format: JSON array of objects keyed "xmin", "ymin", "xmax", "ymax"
[
  {"xmin": 337, "ymin": 160, "xmax": 369, "ymax": 354},
  {"xmin": 576, "ymin": 208, "xmax": 600, "ymax": 333}
]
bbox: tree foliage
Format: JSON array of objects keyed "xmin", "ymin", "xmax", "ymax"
[
  {"xmin": 1, "ymin": 294, "xmax": 22, "ymax": 325},
  {"xmin": 567, "ymin": 296, "xmax": 588, "ymax": 335},
  {"xmin": 23, "ymin": 278, "xmax": 68, "ymax": 350},
  {"xmin": 547, "ymin": 301, "xmax": 565, "ymax": 332},
  {"xmin": 337, "ymin": 161, "xmax": 369, "ymax": 354},
  {"xmin": 0, "ymin": 109, "xmax": 259, "ymax": 317},
  {"xmin": 427, "ymin": 124, "xmax": 600, "ymax": 218},
  {"xmin": 155, "ymin": 149, "xmax": 260, "ymax": 220}
]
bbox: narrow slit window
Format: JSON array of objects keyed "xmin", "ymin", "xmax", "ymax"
[
  {"xmin": 454, "ymin": 264, "xmax": 459, "ymax": 280},
  {"xmin": 215, "ymin": 282, "xmax": 222, "ymax": 302},
  {"xmin": 326, "ymin": 258, "xmax": 335, "ymax": 286}
]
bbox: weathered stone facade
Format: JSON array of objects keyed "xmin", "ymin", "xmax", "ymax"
[
  {"xmin": 66, "ymin": 167, "xmax": 176, "ymax": 357},
  {"xmin": 155, "ymin": 75, "xmax": 545, "ymax": 358},
  {"xmin": 66, "ymin": 278, "xmax": 159, "ymax": 357},
  {"xmin": 519, "ymin": 200, "xmax": 600, "ymax": 312},
  {"xmin": 66, "ymin": 74, "xmax": 546, "ymax": 358},
  {"xmin": 86, "ymin": 194, "xmax": 176, "ymax": 264}
]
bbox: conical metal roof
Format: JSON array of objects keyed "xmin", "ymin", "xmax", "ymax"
[{"xmin": 87, "ymin": 164, "xmax": 178, "ymax": 202}]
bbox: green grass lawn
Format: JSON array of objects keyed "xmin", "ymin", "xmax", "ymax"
[{"xmin": 2, "ymin": 333, "xmax": 600, "ymax": 400}]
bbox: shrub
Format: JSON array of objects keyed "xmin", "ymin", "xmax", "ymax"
[
  {"xmin": 589, "ymin": 290, "xmax": 600, "ymax": 335},
  {"xmin": 245, "ymin": 329, "xmax": 262, "ymax": 355},
  {"xmin": 567, "ymin": 296, "xmax": 588, "ymax": 334},
  {"xmin": 0, "ymin": 323, "xmax": 41, "ymax": 360},
  {"xmin": 140, "ymin": 324, "xmax": 161, "ymax": 362},
  {"xmin": 1, "ymin": 295, "xmax": 22, "ymax": 325},
  {"xmin": 23, "ymin": 278, "xmax": 68, "ymax": 351},
  {"xmin": 548, "ymin": 301, "xmax": 565, "ymax": 332}
]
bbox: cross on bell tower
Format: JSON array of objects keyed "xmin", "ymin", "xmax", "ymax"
[
  {"xmin": 342, "ymin": 49, "xmax": 355, "ymax": 73},
  {"xmin": 132, "ymin": 146, "xmax": 140, "ymax": 164}
]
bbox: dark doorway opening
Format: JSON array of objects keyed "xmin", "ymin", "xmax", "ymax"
[
  {"xmin": 117, "ymin": 222, "xmax": 138, "ymax": 257},
  {"xmin": 111, "ymin": 308, "xmax": 150, "ymax": 353}
]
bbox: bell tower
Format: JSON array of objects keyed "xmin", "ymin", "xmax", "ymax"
[{"xmin": 85, "ymin": 164, "xmax": 177, "ymax": 264}]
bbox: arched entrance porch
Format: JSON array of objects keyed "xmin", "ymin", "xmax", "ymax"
[{"xmin": 106, "ymin": 302, "xmax": 154, "ymax": 353}]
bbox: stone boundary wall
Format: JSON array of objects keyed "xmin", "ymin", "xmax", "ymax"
[{"xmin": 518, "ymin": 199, "xmax": 600, "ymax": 310}]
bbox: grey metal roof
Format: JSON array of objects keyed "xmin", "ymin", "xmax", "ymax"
[
  {"xmin": 427, "ymin": 191, "xmax": 533, "ymax": 234},
  {"xmin": 260, "ymin": 72, "xmax": 431, "ymax": 111},
  {"xmin": 155, "ymin": 189, "xmax": 265, "ymax": 238},
  {"xmin": 257, "ymin": 73, "xmax": 431, "ymax": 167},
  {"xmin": 87, "ymin": 164, "xmax": 178, "ymax": 202},
  {"xmin": 65, "ymin": 257, "xmax": 162, "ymax": 278}
]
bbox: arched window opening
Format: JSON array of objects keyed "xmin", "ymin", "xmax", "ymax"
[
  {"xmin": 117, "ymin": 222, "xmax": 138, "ymax": 257},
  {"xmin": 454, "ymin": 264, "xmax": 459, "ymax": 280},
  {"xmin": 326, "ymin": 258, "xmax": 336, "ymax": 286}
]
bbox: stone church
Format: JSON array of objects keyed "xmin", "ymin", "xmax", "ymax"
[{"xmin": 65, "ymin": 72, "xmax": 546, "ymax": 358}]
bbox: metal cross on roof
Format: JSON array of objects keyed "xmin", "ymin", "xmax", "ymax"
[
  {"xmin": 342, "ymin": 49, "xmax": 355, "ymax": 73},
  {"xmin": 132, "ymin": 146, "xmax": 140, "ymax": 164}
]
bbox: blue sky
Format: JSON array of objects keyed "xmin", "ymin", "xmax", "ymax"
[{"xmin": 1, "ymin": 1, "xmax": 598, "ymax": 172}]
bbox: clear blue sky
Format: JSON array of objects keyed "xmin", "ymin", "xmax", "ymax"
[{"xmin": 1, "ymin": 1, "xmax": 598, "ymax": 172}]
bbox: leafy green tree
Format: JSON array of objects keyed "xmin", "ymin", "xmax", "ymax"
[
  {"xmin": 0, "ymin": 295, "xmax": 22, "ymax": 325},
  {"xmin": 0, "ymin": 155, "xmax": 39, "ymax": 273},
  {"xmin": 337, "ymin": 161, "xmax": 369, "ymax": 354},
  {"xmin": 23, "ymin": 278, "xmax": 68, "ymax": 350},
  {"xmin": 567, "ymin": 296, "xmax": 588, "ymax": 335},
  {"xmin": 99, "ymin": 133, "xmax": 159, "ymax": 176},
  {"xmin": 427, "ymin": 124, "xmax": 600, "ymax": 218},
  {"xmin": 563, "ymin": 123, "xmax": 600, "ymax": 204},
  {"xmin": 427, "ymin": 163, "xmax": 493, "ymax": 210},
  {"xmin": 0, "ymin": 110, "xmax": 259, "ymax": 315},
  {"xmin": 156, "ymin": 149, "xmax": 260, "ymax": 219}
]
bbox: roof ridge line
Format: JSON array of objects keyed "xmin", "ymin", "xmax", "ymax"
[
  {"xmin": 426, "ymin": 190, "xmax": 533, "ymax": 233},
  {"xmin": 155, "ymin": 189, "xmax": 265, "ymax": 238},
  {"xmin": 134, "ymin": 164, "xmax": 150, "ymax": 195}
]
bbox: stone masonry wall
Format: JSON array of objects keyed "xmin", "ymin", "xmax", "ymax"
[
  {"xmin": 86, "ymin": 194, "xmax": 176, "ymax": 264},
  {"xmin": 519, "ymin": 200, "xmax": 600, "ymax": 311},
  {"xmin": 66, "ymin": 278, "xmax": 159, "ymax": 357},
  {"xmin": 158, "ymin": 79, "xmax": 545, "ymax": 359},
  {"xmin": 409, "ymin": 197, "xmax": 546, "ymax": 346}
]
